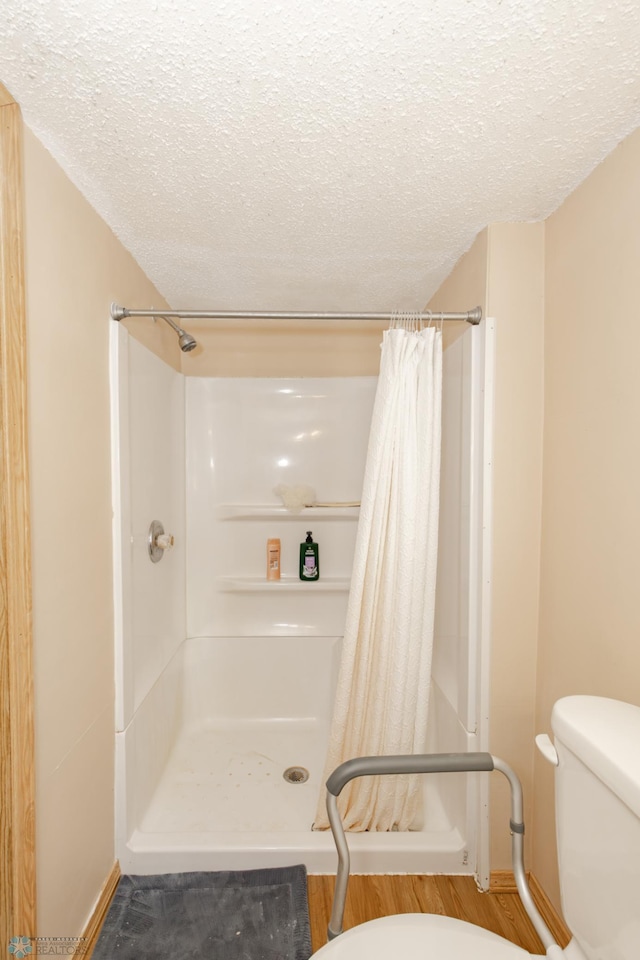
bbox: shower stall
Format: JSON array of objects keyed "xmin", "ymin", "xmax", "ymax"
[{"xmin": 111, "ymin": 317, "xmax": 494, "ymax": 880}]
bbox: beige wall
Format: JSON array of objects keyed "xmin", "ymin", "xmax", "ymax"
[
  {"xmin": 532, "ymin": 126, "xmax": 640, "ymax": 907},
  {"xmin": 181, "ymin": 319, "xmax": 383, "ymax": 376},
  {"xmin": 428, "ymin": 227, "xmax": 488, "ymax": 332},
  {"xmin": 436, "ymin": 128, "xmax": 640, "ymax": 909},
  {"xmin": 22, "ymin": 125, "xmax": 173, "ymax": 934},
  {"xmin": 428, "ymin": 225, "xmax": 546, "ymax": 870},
  {"xmin": 486, "ymin": 223, "xmax": 545, "ymax": 868}
]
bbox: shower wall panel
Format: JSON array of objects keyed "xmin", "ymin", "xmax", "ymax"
[
  {"xmin": 433, "ymin": 322, "xmax": 494, "ymax": 886},
  {"xmin": 111, "ymin": 325, "xmax": 186, "ymax": 730},
  {"xmin": 185, "ymin": 378, "xmax": 377, "ymax": 638},
  {"xmin": 434, "ymin": 321, "xmax": 493, "ymax": 738},
  {"xmin": 434, "ymin": 331, "xmax": 473, "ymax": 725}
]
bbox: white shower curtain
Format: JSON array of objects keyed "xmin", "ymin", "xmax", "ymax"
[{"xmin": 314, "ymin": 325, "xmax": 442, "ymax": 832}]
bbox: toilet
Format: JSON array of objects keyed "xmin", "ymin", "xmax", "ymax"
[{"xmin": 313, "ymin": 696, "xmax": 640, "ymax": 959}]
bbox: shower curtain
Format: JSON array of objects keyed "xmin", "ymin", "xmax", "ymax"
[{"xmin": 314, "ymin": 325, "xmax": 442, "ymax": 832}]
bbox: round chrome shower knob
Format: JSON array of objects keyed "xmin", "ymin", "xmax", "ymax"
[{"xmin": 148, "ymin": 520, "xmax": 175, "ymax": 563}]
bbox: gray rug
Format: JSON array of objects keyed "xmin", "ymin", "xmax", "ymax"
[{"xmin": 92, "ymin": 865, "xmax": 312, "ymax": 960}]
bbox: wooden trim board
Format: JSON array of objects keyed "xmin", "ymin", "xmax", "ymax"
[
  {"xmin": 81, "ymin": 861, "xmax": 121, "ymax": 959},
  {"xmin": 528, "ymin": 873, "xmax": 571, "ymax": 948},
  {"xmin": 489, "ymin": 869, "xmax": 519, "ymax": 893},
  {"xmin": 0, "ymin": 82, "xmax": 37, "ymax": 941},
  {"xmin": 491, "ymin": 871, "xmax": 570, "ymax": 946}
]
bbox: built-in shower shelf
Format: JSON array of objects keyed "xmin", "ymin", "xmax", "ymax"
[
  {"xmin": 219, "ymin": 576, "xmax": 351, "ymax": 593},
  {"xmin": 217, "ymin": 504, "xmax": 360, "ymax": 521}
]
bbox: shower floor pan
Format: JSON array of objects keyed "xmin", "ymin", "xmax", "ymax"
[
  {"xmin": 140, "ymin": 718, "xmax": 325, "ymax": 834},
  {"xmin": 119, "ymin": 637, "xmax": 470, "ymax": 875},
  {"xmin": 126, "ymin": 717, "xmax": 467, "ymax": 875}
]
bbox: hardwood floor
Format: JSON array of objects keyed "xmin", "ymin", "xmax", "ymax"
[{"xmin": 308, "ymin": 875, "xmax": 547, "ymax": 954}]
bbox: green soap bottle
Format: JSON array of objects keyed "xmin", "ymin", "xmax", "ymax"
[{"xmin": 299, "ymin": 531, "xmax": 319, "ymax": 581}]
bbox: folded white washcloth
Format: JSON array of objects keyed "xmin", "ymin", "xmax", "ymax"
[{"xmin": 273, "ymin": 484, "xmax": 360, "ymax": 512}]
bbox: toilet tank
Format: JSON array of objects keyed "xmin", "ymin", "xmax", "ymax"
[{"xmin": 551, "ymin": 696, "xmax": 640, "ymax": 960}]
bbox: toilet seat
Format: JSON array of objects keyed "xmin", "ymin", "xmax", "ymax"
[{"xmin": 313, "ymin": 913, "xmax": 544, "ymax": 959}]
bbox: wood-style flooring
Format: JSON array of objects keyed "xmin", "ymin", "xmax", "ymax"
[{"xmin": 308, "ymin": 875, "xmax": 547, "ymax": 954}]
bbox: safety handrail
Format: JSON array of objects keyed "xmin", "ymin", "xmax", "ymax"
[{"xmin": 324, "ymin": 752, "xmax": 560, "ymax": 954}]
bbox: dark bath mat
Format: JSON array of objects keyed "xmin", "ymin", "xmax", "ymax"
[{"xmin": 92, "ymin": 864, "xmax": 312, "ymax": 960}]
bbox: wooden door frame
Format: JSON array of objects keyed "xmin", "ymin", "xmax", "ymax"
[{"xmin": 0, "ymin": 81, "xmax": 36, "ymax": 939}]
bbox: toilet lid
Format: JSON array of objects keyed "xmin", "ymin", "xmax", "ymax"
[{"xmin": 313, "ymin": 913, "xmax": 541, "ymax": 959}]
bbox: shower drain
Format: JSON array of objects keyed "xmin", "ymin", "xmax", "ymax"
[{"xmin": 283, "ymin": 766, "xmax": 309, "ymax": 784}]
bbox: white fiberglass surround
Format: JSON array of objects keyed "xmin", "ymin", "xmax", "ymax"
[
  {"xmin": 111, "ymin": 324, "xmax": 186, "ymax": 731},
  {"xmin": 186, "ymin": 375, "xmax": 377, "ymax": 639},
  {"xmin": 111, "ymin": 320, "xmax": 494, "ymax": 876}
]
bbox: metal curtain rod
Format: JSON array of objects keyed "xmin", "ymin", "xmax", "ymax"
[{"xmin": 110, "ymin": 303, "xmax": 483, "ymax": 325}]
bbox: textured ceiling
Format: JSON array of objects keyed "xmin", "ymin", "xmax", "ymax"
[{"xmin": 3, "ymin": 1, "xmax": 640, "ymax": 312}]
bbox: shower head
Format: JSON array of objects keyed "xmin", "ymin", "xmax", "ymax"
[
  {"xmin": 178, "ymin": 331, "xmax": 197, "ymax": 353},
  {"xmin": 158, "ymin": 314, "xmax": 198, "ymax": 353}
]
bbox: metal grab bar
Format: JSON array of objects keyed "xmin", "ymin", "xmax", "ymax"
[{"xmin": 324, "ymin": 752, "xmax": 559, "ymax": 954}]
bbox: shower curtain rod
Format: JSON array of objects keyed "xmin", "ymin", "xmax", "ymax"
[{"xmin": 110, "ymin": 303, "xmax": 483, "ymax": 325}]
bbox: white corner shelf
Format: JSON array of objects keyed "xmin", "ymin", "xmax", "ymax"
[
  {"xmin": 219, "ymin": 576, "xmax": 351, "ymax": 593},
  {"xmin": 217, "ymin": 504, "xmax": 360, "ymax": 521}
]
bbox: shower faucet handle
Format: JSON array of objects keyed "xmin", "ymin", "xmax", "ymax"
[{"xmin": 148, "ymin": 520, "xmax": 175, "ymax": 563}]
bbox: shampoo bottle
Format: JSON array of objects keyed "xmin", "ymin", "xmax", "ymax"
[
  {"xmin": 267, "ymin": 538, "xmax": 281, "ymax": 580},
  {"xmin": 299, "ymin": 531, "xmax": 319, "ymax": 581}
]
